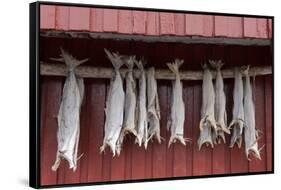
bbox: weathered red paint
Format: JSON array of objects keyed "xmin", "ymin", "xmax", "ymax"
[
  {"xmin": 55, "ymin": 6, "xmax": 69, "ymax": 30},
  {"xmin": 244, "ymin": 18, "xmax": 268, "ymax": 38},
  {"xmin": 185, "ymin": 14, "xmax": 214, "ymax": 37},
  {"xmin": 215, "ymin": 16, "xmax": 243, "ymax": 38},
  {"xmin": 69, "ymin": 7, "xmax": 90, "ymax": 31},
  {"xmin": 118, "ymin": 10, "xmax": 132, "ymax": 34},
  {"xmin": 40, "ymin": 5, "xmax": 272, "ymax": 39},
  {"xmin": 90, "ymin": 8, "xmax": 103, "ymax": 32},
  {"xmin": 103, "ymin": 9, "xmax": 118, "ymax": 32},
  {"xmin": 40, "ymin": 5, "xmax": 55, "ymax": 29}
]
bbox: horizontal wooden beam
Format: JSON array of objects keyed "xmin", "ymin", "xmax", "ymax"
[
  {"xmin": 40, "ymin": 30, "xmax": 271, "ymax": 46},
  {"xmin": 40, "ymin": 62, "xmax": 272, "ymax": 80}
]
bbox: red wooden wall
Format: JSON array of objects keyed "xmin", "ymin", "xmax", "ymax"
[
  {"xmin": 40, "ymin": 5, "xmax": 272, "ymax": 39},
  {"xmin": 39, "ymin": 37, "xmax": 272, "ymax": 186}
]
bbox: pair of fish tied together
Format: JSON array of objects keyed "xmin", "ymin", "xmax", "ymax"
[
  {"xmin": 229, "ymin": 66, "xmax": 263, "ymax": 160},
  {"xmin": 100, "ymin": 49, "xmax": 162, "ymax": 156},
  {"xmin": 52, "ymin": 48, "xmax": 88, "ymax": 171},
  {"xmin": 198, "ymin": 60, "xmax": 262, "ymax": 160}
]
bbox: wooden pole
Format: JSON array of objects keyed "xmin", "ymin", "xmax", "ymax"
[{"xmin": 40, "ymin": 62, "xmax": 272, "ymax": 80}]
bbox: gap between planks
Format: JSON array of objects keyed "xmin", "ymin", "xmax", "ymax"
[{"xmin": 40, "ymin": 62, "xmax": 272, "ymax": 80}]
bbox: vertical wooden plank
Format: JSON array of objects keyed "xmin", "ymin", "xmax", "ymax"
[
  {"xmin": 40, "ymin": 5, "xmax": 55, "ymax": 29},
  {"xmin": 146, "ymin": 12, "xmax": 160, "ymax": 36},
  {"xmin": 268, "ymin": 19, "xmax": 272, "ymax": 39},
  {"xmin": 248, "ymin": 76, "xmax": 266, "ymax": 171},
  {"xmin": 40, "ymin": 78, "xmax": 62, "ymax": 185},
  {"xmin": 90, "ymin": 8, "xmax": 103, "ymax": 32},
  {"xmin": 40, "ymin": 77, "xmax": 47, "ymax": 184},
  {"xmin": 192, "ymin": 45, "xmax": 212, "ymax": 176},
  {"xmin": 55, "ymin": 6, "xmax": 69, "ymax": 30},
  {"xmin": 101, "ymin": 80, "xmax": 112, "ymax": 182},
  {"xmin": 166, "ymin": 83, "xmax": 174, "ymax": 178},
  {"xmin": 69, "ymin": 7, "xmax": 90, "ymax": 31},
  {"xmin": 244, "ymin": 18, "xmax": 268, "ymax": 38},
  {"xmin": 79, "ymin": 82, "xmax": 90, "ymax": 183},
  {"xmin": 265, "ymin": 76, "xmax": 272, "ymax": 171},
  {"xmin": 118, "ymin": 10, "xmax": 132, "ymax": 34},
  {"xmin": 184, "ymin": 80, "xmax": 193, "ymax": 176},
  {"xmin": 103, "ymin": 9, "xmax": 118, "ymax": 32},
  {"xmin": 132, "ymin": 11, "xmax": 146, "ymax": 34},
  {"xmin": 174, "ymin": 13, "xmax": 185, "ymax": 36},
  {"xmin": 185, "ymin": 14, "xmax": 213, "ymax": 37},
  {"xmin": 151, "ymin": 43, "xmax": 168, "ymax": 179},
  {"xmin": 87, "ymin": 80, "xmax": 106, "ymax": 182},
  {"xmin": 214, "ymin": 16, "xmax": 243, "ymax": 38},
  {"xmin": 160, "ymin": 13, "xmax": 175, "ymax": 35}
]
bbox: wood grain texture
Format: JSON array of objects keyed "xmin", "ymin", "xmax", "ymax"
[
  {"xmin": 103, "ymin": 9, "xmax": 118, "ymax": 32},
  {"xmin": 90, "ymin": 8, "xmax": 103, "ymax": 32},
  {"xmin": 265, "ymin": 76, "xmax": 272, "ymax": 171},
  {"xmin": 146, "ymin": 12, "xmax": 160, "ymax": 36},
  {"xmin": 55, "ymin": 6, "xmax": 69, "ymax": 30},
  {"xmin": 118, "ymin": 10, "xmax": 132, "ymax": 34},
  {"xmin": 268, "ymin": 19, "xmax": 272, "ymax": 39},
  {"xmin": 40, "ymin": 5, "xmax": 56, "ymax": 29},
  {"xmin": 40, "ymin": 5, "xmax": 272, "ymax": 41},
  {"xmin": 160, "ymin": 13, "xmax": 175, "ymax": 35},
  {"xmin": 185, "ymin": 14, "xmax": 213, "ymax": 37},
  {"xmin": 132, "ymin": 11, "xmax": 146, "ymax": 34},
  {"xmin": 244, "ymin": 18, "xmax": 268, "ymax": 38},
  {"xmin": 215, "ymin": 16, "xmax": 243, "ymax": 38},
  {"xmin": 69, "ymin": 7, "xmax": 90, "ymax": 31}
]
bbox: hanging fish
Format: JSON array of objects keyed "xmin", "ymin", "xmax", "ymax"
[
  {"xmin": 209, "ymin": 60, "xmax": 230, "ymax": 144},
  {"xmin": 229, "ymin": 67, "xmax": 244, "ymax": 148},
  {"xmin": 51, "ymin": 48, "xmax": 88, "ymax": 172},
  {"xmin": 147, "ymin": 67, "xmax": 162, "ymax": 143},
  {"xmin": 100, "ymin": 49, "xmax": 125, "ymax": 157},
  {"xmin": 135, "ymin": 58, "xmax": 149, "ymax": 149},
  {"xmin": 198, "ymin": 63, "xmax": 217, "ymax": 150},
  {"xmin": 117, "ymin": 55, "xmax": 138, "ymax": 153},
  {"xmin": 243, "ymin": 66, "xmax": 262, "ymax": 160},
  {"xmin": 167, "ymin": 59, "xmax": 191, "ymax": 147}
]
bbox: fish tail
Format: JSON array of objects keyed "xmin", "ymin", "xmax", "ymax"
[
  {"xmin": 135, "ymin": 60, "xmax": 144, "ymax": 70},
  {"xmin": 209, "ymin": 60, "xmax": 224, "ymax": 70},
  {"xmin": 124, "ymin": 55, "xmax": 135, "ymax": 70},
  {"xmin": 241, "ymin": 65, "xmax": 250, "ymax": 75},
  {"xmin": 167, "ymin": 59, "xmax": 183, "ymax": 76}
]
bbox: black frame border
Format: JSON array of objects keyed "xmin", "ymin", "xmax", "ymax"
[{"xmin": 29, "ymin": 1, "xmax": 274, "ymax": 189}]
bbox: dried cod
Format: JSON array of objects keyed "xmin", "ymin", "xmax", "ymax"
[
  {"xmin": 243, "ymin": 66, "xmax": 262, "ymax": 160},
  {"xmin": 52, "ymin": 48, "xmax": 88, "ymax": 171},
  {"xmin": 209, "ymin": 60, "xmax": 230, "ymax": 144},
  {"xmin": 147, "ymin": 67, "xmax": 162, "ymax": 143},
  {"xmin": 167, "ymin": 59, "xmax": 191, "ymax": 147},
  {"xmin": 117, "ymin": 55, "xmax": 138, "ymax": 153},
  {"xmin": 100, "ymin": 49, "xmax": 125, "ymax": 157},
  {"xmin": 135, "ymin": 58, "xmax": 149, "ymax": 148},
  {"xmin": 198, "ymin": 63, "xmax": 217, "ymax": 150},
  {"xmin": 229, "ymin": 67, "xmax": 244, "ymax": 148}
]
